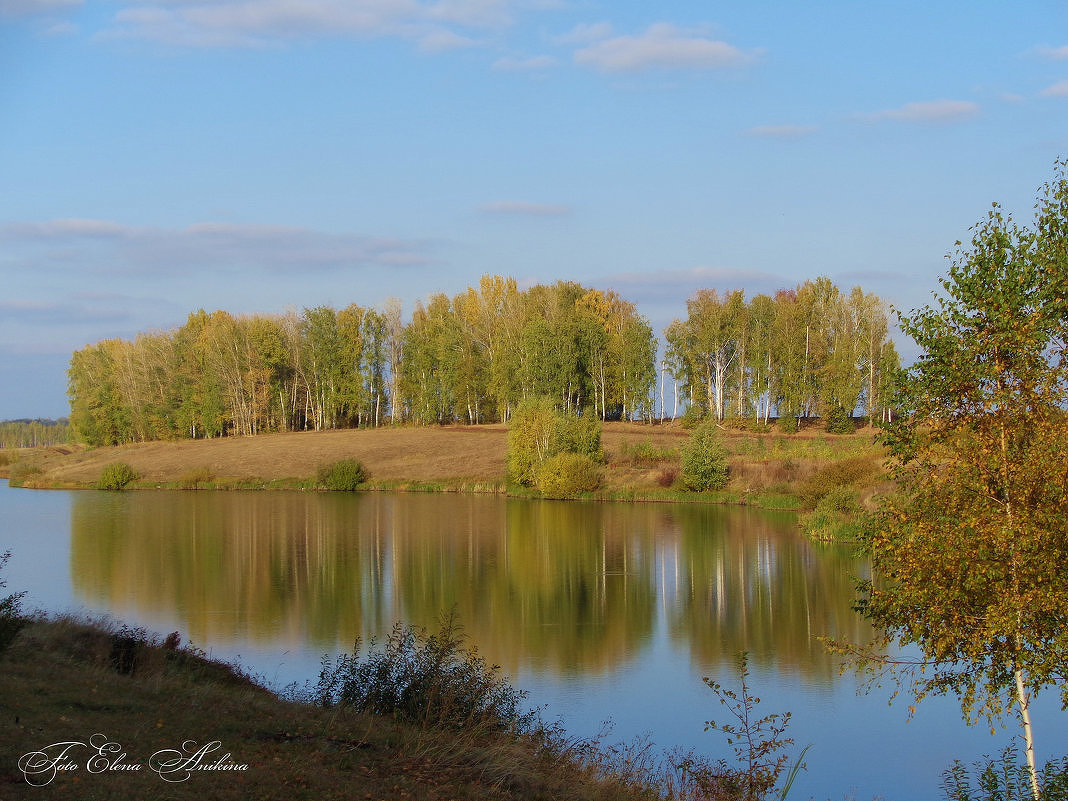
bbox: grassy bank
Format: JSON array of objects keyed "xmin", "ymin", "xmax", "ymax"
[
  {"xmin": 0, "ymin": 422, "xmax": 888, "ymax": 522},
  {"xmin": 0, "ymin": 616, "xmax": 659, "ymax": 800},
  {"xmin": 2, "ymin": 613, "xmax": 810, "ymax": 801}
]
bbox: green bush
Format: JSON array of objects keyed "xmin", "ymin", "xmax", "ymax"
[
  {"xmin": 316, "ymin": 459, "xmax": 369, "ymax": 491},
  {"xmin": 824, "ymin": 404, "xmax": 856, "ymax": 434},
  {"xmin": 942, "ymin": 743, "xmax": 1068, "ymax": 801},
  {"xmin": 536, "ymin": 452, "xmax": 603, "ymax": 497},
  {"xmin": 680, "ymin": 419, "xmax": 729, "ymax": 491},
  {"xmin": 507, "ymin": 397, "xmax": 603, "ymax": 488},
  {"xmin": 97, "ymin": 461, "xmax": 139, "ymax": 490},
  {"xmin": 776, "ymin": 411, "xmax": 799, "ymax": 433},
  {"xmin": 801, "ymin": 486, "xmax": 866, "ymax": 541},
  {"xmin": 507, "ymin": 396, "xmax": 559, "ymax": 486},
  {"xmin": 312, "ymin": 612, "xmax": 536, "ymax": 734},
  {"xmin": 680, "ymin": 404, "xmax": 706, "ymax": 430},
  {"xmin": 556, "ymin": 408, "xmax": 603, "ymax": 461}
]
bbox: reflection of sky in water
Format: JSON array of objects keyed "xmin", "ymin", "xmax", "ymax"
[{"xmin": 3, "ymin": 481, "xmax": 1065, "ymax": 801}]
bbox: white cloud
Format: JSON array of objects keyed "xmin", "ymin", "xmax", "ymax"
[
  {"xmin": 861, "ymin": 99, "xmax": 980, "ymax": 124},
  {"xmin": 1041, "ymin": 80, "xmax": 1068, "ymax": 97},
  {"xmin": 573, "ymin": 23, "xmax": 758, "ymax": 74},
  {"xmin": 479, "ymin": 201, "xmax": 570, "ymax": 216},
  {"xmin": 492, "ymin": 54, "xmax": 557, "ymax": 71},
  {"xmin": 553, "ymin": 21, "xmax": 613, "ymax": 45},
  {"xmin": 744, "ymin": 124, "xmax": 818, "ymax": 139},
  {"xmin": 1, "ymin": 218, "xmax": 129, "ymax": 238},
  {"xmin": 418, "ymin": 28, "xmax": 478, "ymax": 52},
  {"xmin": 100, "ymin": 0, "xmax": 522, "ymax": 48},
  {"xmin": 1035, "ymin": 45, "xmax": 1068, "ymax": 60},
  {"xmin": 0, "ymin": 0, "xmax": 79, "ymax": 16},
  {"xmin": 0, "ymin": 218, "xmax": 432, "ymax": 274}
]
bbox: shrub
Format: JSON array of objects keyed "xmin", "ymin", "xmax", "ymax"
[
  {"xmin": 313, "ymin": 612, "xmax": 536, "ymax": 733},
  {"xmin": 507, "ymin": 397, "xmax": 603, "ymax": 487},
  {"xmin": 536, "ymin": 452, "xmax": 603, "ymax": 498},
  {"xmin": 776, "ymin": 412, "xmax": 799, "ymax": 433},
  {"xmin": 97, "ymin": 461, "xmax": 138, "ymax": 490},
  {"xmin": 680, "ymin": 419, "xmax": 729, "ymax": 491},
  {"xmin": 824, "ymin": 404, "xmax": 856, "ymax": 434},
  {"xmin": 798, "ymin": 454, "xmax": 879, "ymax": 507},
  {"xmin": 178, "ymin": 466, "xmax": 215, "ymax": 489},
  {"xmin": 0, "ymin": 551, "xmax": 26, "ymax": 655},
  {"xmin": 680, "ymin": 404, "xmax": 706, "ymax": 430},
  {"xmin": 556, "ymin": 408, "xmax": 603, "ymax": 462},
  {"xmin": 801, "ymin": 486, "xmax": 866, "ymax": 541},
  {"xmin": 656, "ymin": 465, "xmax": 679, "ymax": 488},
  {"xmin": 507, "ymin": 396, "xmax": 559, "ymax": 486},
  {"xmin": 942, "ymin": 743, "xmax": 1068, "ymax": 801},
  {"xmin": 316, "ymin": 459, "xmax": 369, "ymax": 491}
]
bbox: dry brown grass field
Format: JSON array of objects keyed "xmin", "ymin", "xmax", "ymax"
[{"xmin": 2, "ymin": 421, "xmax": 885, "ymax": 505}]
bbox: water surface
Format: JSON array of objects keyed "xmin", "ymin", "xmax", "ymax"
[{"xmin": 4, "ymin": 483, "xmax": 1061, "ymax": 800}]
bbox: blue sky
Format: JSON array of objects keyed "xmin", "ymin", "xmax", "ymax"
[{"xmin": 2, "ymin": 0, "xmax": 1068, "ymax": 419}]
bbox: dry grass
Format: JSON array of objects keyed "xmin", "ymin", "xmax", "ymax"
[
  {"xmin": 0, "ymin": 616, "xmax": 660, "ymax": 801},
  {"xmin": 2, "ymin": 422, "xmax": 886, "ymax": 507}
]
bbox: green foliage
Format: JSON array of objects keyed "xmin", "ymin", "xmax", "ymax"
[
  {"xmin": 507, "ymin": 396, "xmax": 559, "ymax": 486},
  {"xmin": 823, "ymin": 404, "xmax": 855, "ymax": 434},
  {"xmin": 97, "ymin": 461, "xmax": 139, "ymax": 491},
  {"xmin": 535, "ymin": 452, "xmax": 603, "ymax": 498},
  {"xmin": 800, "ymin": 486, "xmax": 865, "ymax": 541},
  {"xmin": 680, "ymin": 404, "xmax": 706, "ymax": 429},
  {"xmin": 313, "ymin": 612, "xmax": 536, "ymax": 733},
  {"xmin": 556, "ymin": 408, "xmax": 603, "ymax": 461},
  {"xmin": 942, "ymin": 745, "xmax": 1068, "ymax": 801},
  {"xmin": 507, "ymin": 397, "xmax": 604, "ymax": 491},
  {"xmin": 0, "ymin": 552, "xmax": 26, "ymax": 655},
  {"xmin": 775, "ymin": 412, "xmax": 798, "ymax": 434},
  {"xmin": 315, "ymin": 459, "xmax": 369, "ymax": 491},
  {"xmin": 850, "ymin": 163, "xmax": 1068, "ymax": 798},
  {"xmin": 0, "ymin": 418, "xmax": 70, "ymax": 449},
  {"xmin": 680, "ymin": 419, "xmax": 729, "ymax": 491},
  {"xmin": 698, "ymin": 653, "xmax": 810, "ymax": 801}
]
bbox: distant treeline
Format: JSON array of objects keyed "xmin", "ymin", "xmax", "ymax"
[
  {"xmin": 67, "ymin": 274, "xmax": 898, "ymax": 446},
  {"xmin": 0, "ymin": 418, "xmax": 71, "ymax": 449}
]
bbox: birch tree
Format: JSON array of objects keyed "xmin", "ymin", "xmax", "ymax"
[{"xmin": 854, "ymin": 192, "xmax": 1068, "ymax": 800}]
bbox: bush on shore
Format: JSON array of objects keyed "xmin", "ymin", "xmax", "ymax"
[
  {"xmin": 97, "ymin": 461, "xmax": 138, "ymax": 490},
  {"xmin": 316, "ymin": 458, "xmax": 369, "ymax": 491},
  {"xmin": 680, "ymin": 420, "xmax": 729, "ymax": 491}
]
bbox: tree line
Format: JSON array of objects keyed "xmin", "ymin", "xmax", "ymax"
[
  {"xmin": 665, "ymin": 277, "xmax": 899, "ymax": 429},
  {"xmin": 67, "ymin": 274, "xmax": 896, "ymax": 446},
  {"xmin": 0, "ymin": 419, "xmax": 71, "ymax": 449}
]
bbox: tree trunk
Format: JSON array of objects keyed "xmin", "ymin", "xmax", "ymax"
[{"xmin": 1016, "ymin": 667, "xmax": 1039, "ymax": 801}]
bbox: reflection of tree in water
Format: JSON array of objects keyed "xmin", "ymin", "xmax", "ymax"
[
  {"xmin": 391, "ymin": 498, "xmax": 655, "ymax": 675},
  {"xmin": 665, "ymin": 504, "xmax": 872, "ymax": 680},
  {"xmin": 70, "ymin": 491, "xmax": 870, "ymax": 681},
  {"xmin": 70, "ymin": 491, "xmax": 389, "ymax": 647}
]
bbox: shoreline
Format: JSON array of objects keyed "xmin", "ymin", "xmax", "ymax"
[{"xmin": 1, "ymin": 421, "xmax": 886, "ymax": 517}]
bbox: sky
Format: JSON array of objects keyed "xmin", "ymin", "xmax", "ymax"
[{"xmin": 2, "ymin": 0, "xmax": 1068, "ymax": 419}]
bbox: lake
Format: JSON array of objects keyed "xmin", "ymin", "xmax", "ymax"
[{"xmin": 3, "ymin": 481, "xmax": 1062, "ymax": 800}]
